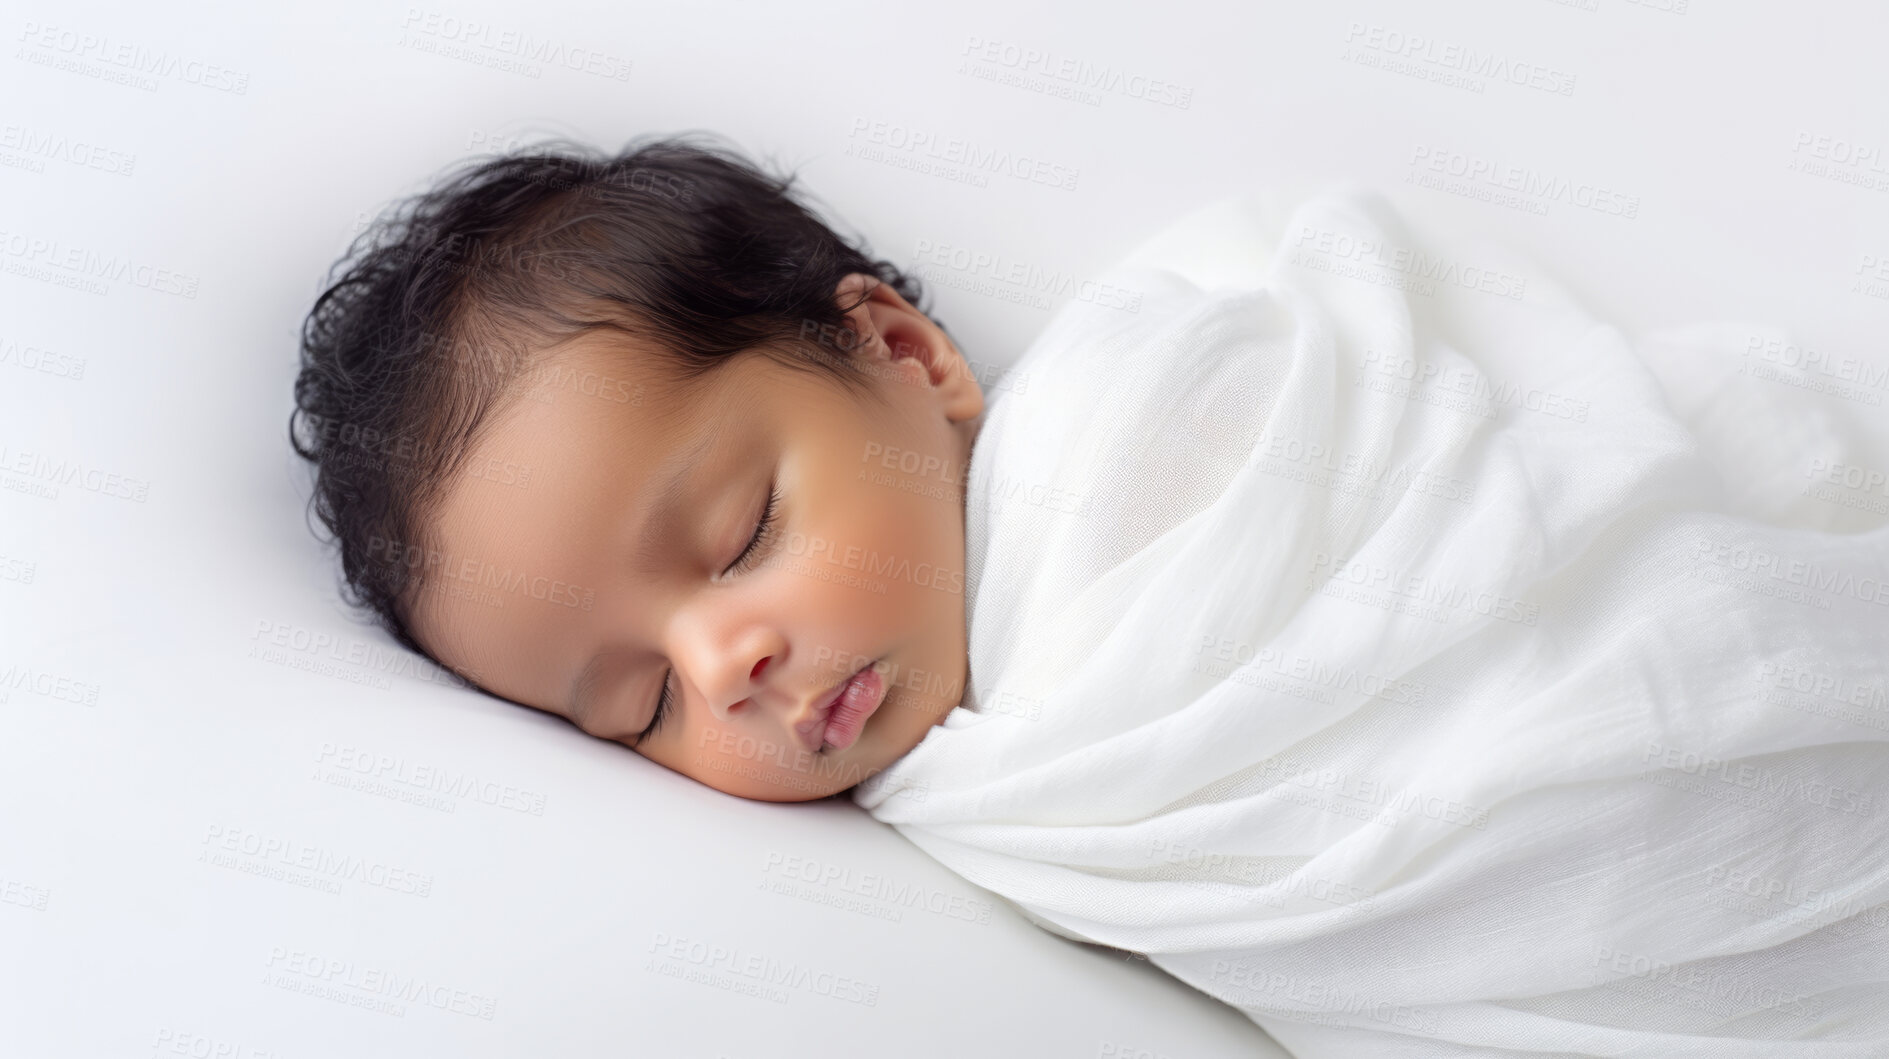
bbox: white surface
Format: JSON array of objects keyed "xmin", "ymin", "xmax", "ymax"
[{"xmin": 2, "ymin": 0, "xmax": 1885, "ymax": 1056}]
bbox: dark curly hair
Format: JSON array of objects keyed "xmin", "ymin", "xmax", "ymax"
[{"xmin": 289, "ymin": 131, "xmax": 934, "ymax": 672}]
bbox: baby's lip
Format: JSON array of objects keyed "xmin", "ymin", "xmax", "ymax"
[{"xmin": 796, "ymin": 662, "xmax": 870, "ymax": 753}]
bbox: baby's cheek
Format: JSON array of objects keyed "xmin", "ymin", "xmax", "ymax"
[{"xmin": 679, "ymin": 720, "xmax": 852, "ymax": 801}]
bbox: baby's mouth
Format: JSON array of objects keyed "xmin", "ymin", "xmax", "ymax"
[{"xmin": 803, "ymin": 659, "xmax": 887, "ymax": 753}]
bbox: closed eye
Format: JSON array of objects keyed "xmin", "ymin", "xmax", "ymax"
[
  {"xmin": 633, "ymin": 670, "xmax": 677, "ymax": 747},
  {"xmin": 722, "ymin": 482, "xmax": 781, "ymax": 578},
  {"xmin": 633, "ymin": 482, "xmax": 781, "ymax": 747}
]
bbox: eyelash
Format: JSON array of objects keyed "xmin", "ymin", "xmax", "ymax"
[
  {"xmin": 635, "ymin": 484, "xmax": 782, "ymax": 745},
  {"xmin": 724, "ymin": 484, "xmax": 782, "ymax": 578},
  {"xmin": 638, "ymin": 671, "xmax": 677, "ymax": 746}
]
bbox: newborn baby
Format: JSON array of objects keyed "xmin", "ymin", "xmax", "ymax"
[
  {"xmin": 298, "ymin": 135, "xmax": 1889, "ymax": 1055},
  {"xmin": 292, "ymin": 134, "xmax": 982, "ymax": 801}
]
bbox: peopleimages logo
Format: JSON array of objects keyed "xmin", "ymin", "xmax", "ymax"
[
  {"xmin": 910, "ymin": 238, "xmax": 1143, "ymax": 312},
  {"xmin": 1590, "ymin": 944, "xmax": 1818, "ymax": 1020},
  {"xmin": 366, "ymin": 534, "xmax": 596, "ymax": 611},
  {"xmin": 1342, "ymin": 22, "xmax": 1577, "ymax": 96},
  {"xmin": 263, "ymin": 945, "xmax": 498, "ymax": 1020},
  {"xmin": 0, "ymin": 335, "xmax": 87, "ymax": 379},
  {"xmin": 1295, "ymin": 225, "xmax": 1529, "ymax": 302},
  {"xmin": 251, "ymin": 618, "xmax": 471, "ymax": 691},
  {"xmin": 1405, "ymin": 145, "xmax": 1639, "ymax": 219},
  {"xmin": 1743, "ymin": 335, "xmax": 1889, "ymax": 406},
  {"xmin": 14, "ymin": 20, "xmax": 251, "ymax": 93},
  {"xmin": 314, "ymin": 741, "xmax": 548, "ymax": 816},
  {"xmin": 845, "ymin": 116, "xmax": 1081, "ymax": 192},
  {"xmin": 1693, "ymin": 537, "xmax": 1889, "ymax": 608},
  {"xmin": 1208, "ymin": 962, "xmax": 1441, "ymax": 1034},
  {"xmin": 396, "ymin": 9, "xmax": 632, "ymax": 81},
  {"xmin": 760, "ymin": 851, "xmax": 994, "ymax": 924},
  {"xmin": 957, "ymin": 35, "xmax": 1194, "ymax": 109},
  {"xmin": 1641, "ymin": 740, "xmax": 1875, "ymax": 816},
  {"xmin": 0, "ymin": 122, "xmax": 137, "ymax": 176},
  {"xmin": 646, "ymin": 931, "xmax": 880, "ymax": 1007},
  {"xmin": 0, "ymin": 441, "xmax": 149, "ymax": 502},
  {"xmin": 200, "ymin": 823, "xmax": 434, "ymax": 897},
  {"xmin": 762, "ymin": 531, "xmax": 965, "ymax": 595},
  {"xmin": 0, "ymin": 227, "xmax": 200, "ymax": 296},
  {"xmin": 0, "ymin": 662, "xmax": 100, "ymax": 706}
]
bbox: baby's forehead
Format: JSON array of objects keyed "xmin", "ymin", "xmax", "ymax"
[
  {"xmin": 400, "ymin": 333, "xmax": 735, "ymax": 690},
  {"xmin": 476, "ymin": 328, "xmax": 691, "ymax": 417},
  {"xmin": 433, "ymin": 335, "xmax": 692, "ymax": 543}
]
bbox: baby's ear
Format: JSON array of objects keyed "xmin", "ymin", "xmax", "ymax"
[{"xmin": 831, "ymin": 273, "xmax": 984, "ymax": 425}]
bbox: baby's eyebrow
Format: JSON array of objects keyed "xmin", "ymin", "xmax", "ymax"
[
  {"xmin": 632, "ymin": 432, "xmax": 714, "ymax": 571},
  {"xmin": 567, "ymin": 653, "xmax": 605, "ymax": 728}
]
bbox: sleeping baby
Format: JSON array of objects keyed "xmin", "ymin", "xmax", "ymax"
[
  {"xmin": 294, "ymin": 134, "xmax": 1889, "ymax": 1057},
  {"xmin": 292, "ymin": 133, "xmax": 983, "ymax": 803}
]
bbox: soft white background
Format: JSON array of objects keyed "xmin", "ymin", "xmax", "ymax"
[{"xmin": 2, "ymin": 1, "xmax": 1885, "ymax": 1056}]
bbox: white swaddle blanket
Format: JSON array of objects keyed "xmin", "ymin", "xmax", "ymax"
[{"xmin": 852, "ymin": 187, "xmax": 1889, "ymax": 1057}]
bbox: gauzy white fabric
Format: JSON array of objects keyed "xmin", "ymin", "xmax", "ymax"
[{"xmin": 852, "ymin": 187, "xmax": 1889, "ymax": 1058}]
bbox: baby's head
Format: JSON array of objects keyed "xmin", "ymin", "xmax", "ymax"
[{"xmin": 291, "ymin": 133, "xmax": 983, "ymax": 801}]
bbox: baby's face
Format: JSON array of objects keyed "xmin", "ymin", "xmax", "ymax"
[{"xmin": 406, "ymin": 277, "xmax": 984, "ymax": 800}]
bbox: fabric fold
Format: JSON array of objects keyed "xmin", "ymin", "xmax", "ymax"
[{"xmin": 853, "ymin": 187, "xmax": 1889, "ymax": 1057}]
